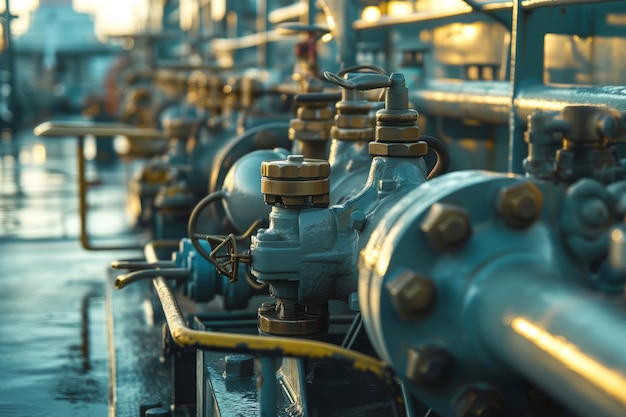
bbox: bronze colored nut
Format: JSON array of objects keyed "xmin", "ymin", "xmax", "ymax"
[
  {"xmin": 162, "ymin": 121, "xmax": 194, "ymax": 138},
  {"xmin": 297, "ymin": 107, "xmax": 335, "ymax": 120},
  {"xmin": 261, "ymin": 157, "xmax": 330, "ymax": 179},
  {"xmin": 288, "ymin": 128, "xmax": 332, "ymax": 141},
  {"xmin": 261, "ymin": 178, "xmax": 329, "ymax": 197},
  {"xmin": 258, "ymin": 306, "xmax": 327, "ymax": 335},
  {"xmin": 376, "ymin": 108, "xmax": 418, "ymax": 123},
  {"xmin": 386, "ymin": 271, "xmax": 436, "ymax": 319},
  {"xmin": 311, "ymin": 194, "xmax": 330, "ymax": 207},
  {"xmin": 421, "ymin": 204, "xmax": 472, "ymax": 250},
  {"xmin": 369, "ymin": 141, "xmax": 428, "ymax": 157},
  {"xmin": 406, "ymin": 346, "xmax": 453, "ymax": 386},
  {"xmin": 336, "ymin": 100, "xmax": 370, "ymax": 114},
  {"xmin": 495, "ymin": 181, "xmax": 543, "ymax": 228},
  {"xmin": 376, "ymin": 125, "xmax": 420, "ymax": 142},
  {"xmin": 335, "ymin": 114, "xmax": 371, "ymax": 129},
  {"xmin": 331, "ymin": 127, "xmax": 373, "ymax": 141},
  {"xmin": 289, "ymin": 119, "xmax": 335, "ymax": 132},
  {"xmin": 142, "ymin": 167, "xmax": 170, "ymax": 183},
  {"xmin": 453, "ymin": 386, "xmax": 504, "ymax": 417}
]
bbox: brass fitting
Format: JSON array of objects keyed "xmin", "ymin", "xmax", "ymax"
[
  {"xmin": 289, "ymin": 82, "xmax": 339, "ymax": 159},
  {"xmin": 369, "ymin": 73, "xmax": 424, "ymax": 157},
  {"xmin": 261, "ymin": 155, "xmax": 330, "ymax": 208},
  {"xmin": 369, "ymin": 141, "xmax": 427, "ymax": 157}
]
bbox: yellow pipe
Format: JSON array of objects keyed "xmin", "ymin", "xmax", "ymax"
[
  {"xmin": 144, "ymin": 241, "xmax": 388, "ymax": 376},
  {"xmin": 152, "ymin": 276, "xmax": 388, "ymax": 377},
  {"xmin": 143, "ymin": 241, "xmax": 406, "ymax": 414}
]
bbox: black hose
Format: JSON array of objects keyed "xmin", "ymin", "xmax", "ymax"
[
  {"xmin": 420, "ymin": 135, "xmax": 451, "ymax": 180},
  {"xmin": 187, "ymin": 190, "xmax": 226, "ymax": 262},
  {"xmin": 337, "ymin": 64, "xmax": 387, "ymax": 77}
]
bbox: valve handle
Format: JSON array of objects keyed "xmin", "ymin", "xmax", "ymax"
[
  {"xmin": 294, "ymin": 92, "xmax": 342, "ymax": 104},
  {"xmin": 206, "ymin": 234, "xmax": 250, "ymax": 283},
  {"xmin": 323, "ymin": 71, "xmax": 392, "ymax": 91},
  {"xmin": 204, "ymin": 219, "xmax": 261, "ymax": 282}
]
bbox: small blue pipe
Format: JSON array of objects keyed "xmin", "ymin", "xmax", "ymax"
[{"xmin": 259, "ymin": 357, "xmax": 277, "ymax": 417}]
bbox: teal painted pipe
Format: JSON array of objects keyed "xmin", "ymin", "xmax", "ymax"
[
  {"xmin": 469, "ymin": 255, "xmax": 626, "ymax": 417},
  {"xmin": 259, "ymin": 357, "xmax": 277, "ymax": 417},
  {"xmin": 410, "ymin": 80, "xmax": 626, "ymax": 125}
]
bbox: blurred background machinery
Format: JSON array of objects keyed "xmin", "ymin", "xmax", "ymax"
[{"xmin": 3, "ymin": 1, "xmax": 626, "ymax": 417}]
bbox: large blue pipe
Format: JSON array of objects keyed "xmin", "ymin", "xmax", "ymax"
[{"xmin": 469, "ymin": 255, "xmax": 626, "ymax": 417}]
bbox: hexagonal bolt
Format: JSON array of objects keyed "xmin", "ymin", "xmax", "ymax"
[
  {"xmin": 139, "ymin": 400, "xmax": 162, "ymax": 417},
  {"xmin": 369, "ymin": 141, "xmax": 428, "ymax": 157},
  {"xmin": 258, "ymin": 302, "xmax": 276, "ymax": 313},
  {"xmin": 386, "ymin": 271, "xmax": 436, "ymax": 320},
  {"xmin": 453, "ymin": 386, "xmax": 504, "ymax": 417},
  {"xmin": 405, "ymin": 345, "xmax": 453, "ymax": 386},
  {"xmin": 495, "ymin": 182, "xmax": 543, "ymax": 228},
  {"xmin": 145, "ymin": 407, "xmax": 171, "ymax": 417},
  {"xmin": 421, "ymin": 204, "xmax": 472, "ymax": 251},
  {"xmin": 224, "ymin": 354, "xmax": 255, "ymax": 378},
  {"xmin": 379, "ymin": 179, "xmax": 397, "ymax": 192},
  {"xmin": 348, "ymin": 210, "xmax": 366, "ymax": 230}
]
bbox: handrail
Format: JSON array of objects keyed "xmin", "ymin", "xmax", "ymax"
[{"xmin": 34, "ymin": 121, "xmax": 164, "ymax": 250}]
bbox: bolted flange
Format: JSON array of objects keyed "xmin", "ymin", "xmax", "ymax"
[
  {"xmin": 386, "ymin": 270, "xmax": 436, "ymax": 320},
  {"xmin": 406, "ymin": 345, "xmax": 453, "ymax": 386},
  {"xmin": 495, "ymin": 181, "xmax": 543, "ymax": 228},
  {"xmin": 421, "ymin": 204, "xmax": 472, "ymax": 251},
  {"xmin": 261, "ymin": 155, "xmax": 330, "ymax": 208}
]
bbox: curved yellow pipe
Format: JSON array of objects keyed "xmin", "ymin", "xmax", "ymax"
[{"xmin": 153, "ymin": 276, "xmax": 388, "ymax": 377}]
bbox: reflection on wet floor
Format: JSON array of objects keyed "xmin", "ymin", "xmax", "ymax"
[{"xmin": 0, "ymin": 128, "xmax": 141, "ymax": 417}]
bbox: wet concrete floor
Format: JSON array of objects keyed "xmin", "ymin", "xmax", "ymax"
[{"xmin": 0, "ymin": 126, "xmax": 141, "ymax": 416}]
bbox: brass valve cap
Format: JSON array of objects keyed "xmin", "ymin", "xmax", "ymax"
[{"xmin": 261, "ymin": 155, "xmax": 330, "ymax": 207}]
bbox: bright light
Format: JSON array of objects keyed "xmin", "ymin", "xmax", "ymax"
[
  {"xmin": 461, "ymin": 24, "xmax": 479, "ymax": 39},
  {"xmin": 1, "ymin": 0, "xmax": 39, "ymax": 36},
  {"xmin": 113, "ymin": 135, "xmax": 130, "ymax": 154},
  {"xmin": 84, "ymin": 135, "xmax": 97, "ymax": 161},
  {"xmin": 512, "ymin": 317, "xmax": 626, "ymax": 406},
  {"xmin": 74, "ymin": 0, "xmax": 149, "ymax": 37},
  {"xmin": 388, "ymin": 1, "xmax": 413, "ymax": 17},
  {"xmin": 180, "ymin": 0, "xmax": 194, "ymax": 31},
  {"xmin": 31, "ymin": 143, "xmax": 47, "ymax": 164},
  {"xmin": 361, "ymin": 6, "xmax": 381, "ymax": 22},
  {"xmin": 321, "ymin": 33, "xmax": 333, "ymax": 43}
]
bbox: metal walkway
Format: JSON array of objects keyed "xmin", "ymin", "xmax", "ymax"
[{"xmin": 0, "ymin": 127, "xmax": 143, "ymax": 417}]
